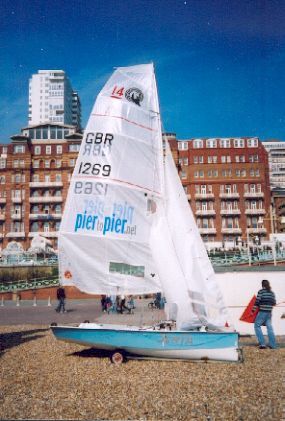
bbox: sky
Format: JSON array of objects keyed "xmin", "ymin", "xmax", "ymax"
[{"xmin": 0, "ymin": 0, "xmax": 285, "ymax": 142}]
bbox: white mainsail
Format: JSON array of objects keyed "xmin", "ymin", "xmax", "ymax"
[
  {"xmin": 59, "ymin": 63, "xmax": 228, "ymax": 328},
  {"xmin": 59, "ymin": 64, "xmax": 163, "ymax": 295}
]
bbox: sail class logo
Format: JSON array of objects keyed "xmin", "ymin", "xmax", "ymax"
[
  {"xmin": 110, "ymin": 86, "xmax": 144, "ymax": 106},
  {"xmin": 125, "ymin": 88, "xmax": 144, "ymax": 106}
]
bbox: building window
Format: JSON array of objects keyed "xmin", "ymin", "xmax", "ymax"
[
  {"xmin": 13, "ymin": 160, "xmax": 19, "ymax": 168},
  {"xmin": 69, "ymin": 159, "xmax": 76, "ymax": 167},
  {"xmin": 178, "ymin": 141, "xmax": 189, "ymax": 150},
  {"xmin": 33, "ymin": 160, "xmax": 39, "ymax": 168},
  {"xmin": 35, "ymin": 146, "xmax": 41, "ymax": 155},
  {"xmin": 206, "ymin": 139, "xmax": 217, "ymax": 148},
  {"xmin": 45, "ymin": 160, "xmax": 50, "ymax": 168},
  {"xmin": 0, "ymin": 176, "xmax": 5, "ymax": 184},
  {"xmin": 46, "ymin": 146, "xmax": 51, "ymax": 155},
  {"xmin": 220, "ymin": 139, "xmax": 231, "ymax": 148},
  {"xmin": 180, "ymin": 170, "xmax": 187, "ymax": 179},
  {"xmin": 56, "ymin": 145, "xmax": 62, "ymax": 154},
  {"xmin": 234, "ymin": 138, "xmax": 245, "ymax": 148},
  {"xmin": 193, "ymin": 139, "xmax": 203, "ymax": 149},
  {"xmin": 56, "ymin": 160, "xmax": 61, "ymax": 168},
  {"xmin": 31, "ymin": 222, "xmax": 39, "ymax": 232},
  {"xmin": 55, "ymin": 204, "xmax": 61, "ymax": 214},
  {"xmin": 14, "ymin": 145, "xmax": 25, "ymax": 154},
  {"xmin": 247, "ymin": 138, "xmax": 258, "ymax": 147},
  {"xmin": 249, "ymin": 154, "xmax": 259, "ymax": 162},
  {"xmin": 69, "ymin": 144, "xmax": 80, "ymax": 152},
  {"xmin": 0, "ymin": 158, "xmax": 6, "ymax": 169},
  {"xmin": 55, "ymin": 173, "xmax": 62, "ymax": 181}
]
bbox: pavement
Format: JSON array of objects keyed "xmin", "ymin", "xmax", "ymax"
[{"xmin": 0, "ymin": 298, "xmax": 166, "ymax": 326}]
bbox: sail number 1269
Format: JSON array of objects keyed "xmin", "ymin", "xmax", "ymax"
[{"xmin": 78, "ymin": 162, "xmax": 111, "ymax": 177}]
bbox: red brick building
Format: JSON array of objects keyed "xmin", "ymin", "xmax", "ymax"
[
  {"xmin": 0, "ymin": 123, "xmax": 82, "ymax": 251},
  {"xmin": 164, "ymin": 134, "xmax": 271, "ymax": 248},
  {"xmin": 0, "ymin": 129, "xmax": 272, "ymax": 252}
]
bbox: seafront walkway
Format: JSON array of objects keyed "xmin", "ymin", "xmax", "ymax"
[{"xmin": 0, "ymin": 297, "xmax": 166, "ymax": 326}]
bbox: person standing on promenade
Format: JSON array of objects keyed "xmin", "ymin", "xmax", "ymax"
[
  {"xmin": 56, "ymin": 287, "xmax": 67, "ymax": 313},
  {"xmin": 253, "ymin": 279, "xmax": 276, "ymax": 349}
]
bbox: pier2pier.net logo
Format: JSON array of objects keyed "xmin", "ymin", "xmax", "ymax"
[{"xmin": 125, "ymin": 88, "xmax": 144, "ymax": 106}]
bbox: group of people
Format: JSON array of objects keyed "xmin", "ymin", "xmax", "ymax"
[{"xmin": 101, "ymin": 295, "xmax": 135, "ymax": 314}]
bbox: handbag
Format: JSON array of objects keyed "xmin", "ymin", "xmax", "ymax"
[{"xmin": 240, "ymin": 295, "xmax": 259, "ymax": 323}]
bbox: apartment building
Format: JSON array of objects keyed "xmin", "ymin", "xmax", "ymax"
[
  {"xmin": 170, "ymin": 136, "xmax": 272, "ymax": 248},
  {"xmin": 0, "ymin": 123, "xmax": 82, "ymax": 251},
  {"xmin": 261, "ymin": 140, "xmax": 285, "ymax": 234},
  {"xmin": 262, "ymin": 140, "xmax": 285, "ymax": 189},
  {"xmin": 28, "ymin": 70, "xmax": 81, "ymax": 130}
]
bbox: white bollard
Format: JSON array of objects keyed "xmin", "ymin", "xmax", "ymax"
[
  {"xmin": 16, "ymin": 296, "xmax": 20, "ymax": 307},
  {"xmin": 1, "ymin": 296, "xmax": 4, "ymax": 306},
  {"xmin": 47, "ymin": 296, "xmax": 51, "ymax": 307},
  {"xmin": 33, "ymin": 296, "xmax": 37, "ymax": 306}
]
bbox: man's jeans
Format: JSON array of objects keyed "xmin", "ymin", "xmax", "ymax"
[{"xmin": 254, "ymin": 311, "xmax": 276, "ymax": 348}]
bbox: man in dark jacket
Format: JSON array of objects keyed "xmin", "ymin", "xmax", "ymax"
[
  {"xmin": 56, "ymin": 287, "xmax": 66, "ymax": 313},
  {"xmin": 253, "ymin": 279, "xmax": 276, "ymax": 349}
]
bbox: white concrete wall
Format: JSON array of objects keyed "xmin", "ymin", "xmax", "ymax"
[{"xmin": 216, "ymin": 271, "xmax": 285, "ymax": 335}]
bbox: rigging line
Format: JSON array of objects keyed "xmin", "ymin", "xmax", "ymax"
[{"xmin": 91, "ymin": 113, "xmax": 157, "ymax": 132}]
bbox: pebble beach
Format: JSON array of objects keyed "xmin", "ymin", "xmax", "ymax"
[{"xmin": 1, "ymin": 321, "xmax": 285, "ymax": 420}]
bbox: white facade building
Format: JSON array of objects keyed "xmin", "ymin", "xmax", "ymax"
[
  {"xmin": 28, "ymin": 70, "xmax": 81, "ymax": 129},
  {"xmin": 262, "ymin": 140, "xmax": 285, "ymax": 189}
]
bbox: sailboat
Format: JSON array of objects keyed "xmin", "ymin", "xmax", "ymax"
[{"xmin": 51, "ymin": 64, "xmax": 240, "ymax": 362}]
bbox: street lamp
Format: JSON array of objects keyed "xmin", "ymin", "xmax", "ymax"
[{"xmin": 246, "ymin": 226, "xmax": 251, "ymax": 266}]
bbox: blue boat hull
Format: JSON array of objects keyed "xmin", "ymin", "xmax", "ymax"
[{"xmin": 51, "ymin": 323, "xmax": 240, "ymax": 362}]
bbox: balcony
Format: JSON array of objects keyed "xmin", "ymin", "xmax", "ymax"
[
  {"xmin": 29, "ymin": 181, "xmax": 63, "ymax": 188},
  {"xmin": 29, "ymin": 213, "xmax": 62, "ymax": 220},
  {"xmin": 221, "ymin": 228, "xmax": 242, "ymax": 234},
  {"xmin": 0, "ymin": 198, "xmax": 6, "ymax": 204},
  {"xmin": 11, "ymin": 213, "xmax": 22, "ymax": 220},
  {"xmin": 29, "ymin": 231, "xmax": 58, "ymax": 238},
  {"xmin": 195, "ymin": 209, "xmax": 216, "ymax": 216},
  {"xmin": 199, "ymin": 228, "xmax": 217, "ymax": 235},
  {"xmin": 244, "ymin": 192, "xmax": 264, "ymax": 198},
  {"xmin": 247, "ymin": 227, "xmax": 267, "ymax": 234},
  {"xmin": 6, "ymin": 232, "xmax": 25, "ymax": 238},
  {"xmin": 245, "ymin": 208, "xmax": 266, "ymax": 215},
  {"xmin": 220, "ymin": 209, "xmax": 241, "ymax": 215},
  {"xmin": 219, "ymin": 192, "xmax": 240, "ymax": 199},
  {"xmin": 195, "ymin": 193, "xmax": 215, "ymax": 200},
  {"xmin": 29, "ymin": 196, "xmax": 63, "ymax": 203},
  {"xmin": 12, "ymin": 197, "xmax": 23, "ymax": 204}
]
